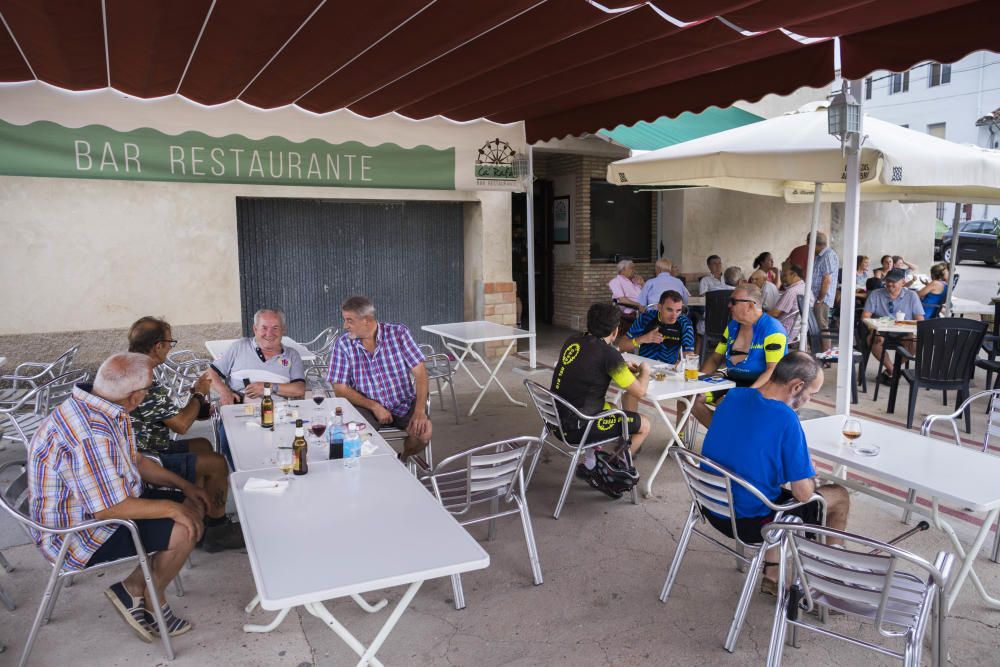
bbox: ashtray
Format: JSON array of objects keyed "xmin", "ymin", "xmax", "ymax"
[{"xmin": 851, "ymin": 444, "xmax": 880, "ymax": 456}]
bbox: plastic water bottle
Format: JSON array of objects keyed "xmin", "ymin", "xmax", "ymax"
[
  {"xmin": 328, "ymin": 408, "xmax": 344, "ymax": 460},
  {"xmin": 343, "ymin": 422, "xmax": 361, "ymax": 469}
]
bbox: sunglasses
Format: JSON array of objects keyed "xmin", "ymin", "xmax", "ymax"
[{"xmin": 728, "ymin": 298, "xmax": 756, "ymax": 306}]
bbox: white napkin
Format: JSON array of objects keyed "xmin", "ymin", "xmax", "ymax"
[
  {"xmin": 245, "ymin": 421, "xmax": 261, "ymax": 429},
  {"xmin": 244, "ymin": 477, "xmax": 289, "ymax": 495},
  {"xmin": 361, "ymin": 442, "xmax": 378, "ymax": 457}
]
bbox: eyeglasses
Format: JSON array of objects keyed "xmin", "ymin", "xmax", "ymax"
[
  {"xmin": 160, "ymin": 339, "xmax": 178, "ymax": 348},
  {"xmin": 728, "ymin": 298, "xmax": 756, "ymax": 306}
]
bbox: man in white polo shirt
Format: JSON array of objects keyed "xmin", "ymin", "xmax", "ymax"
[{"xmin": 207, "ymin": 308, "xmax": 306, "ymax": 405}]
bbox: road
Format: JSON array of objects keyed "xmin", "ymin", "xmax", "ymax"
[{"xmin": 953, "ymin": 262, "xmax": 1000, "ymax": 305}]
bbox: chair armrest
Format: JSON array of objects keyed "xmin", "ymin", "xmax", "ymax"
[{"xmin": 895, "ymin": 347, "xmax": 914, "ymax": 363}]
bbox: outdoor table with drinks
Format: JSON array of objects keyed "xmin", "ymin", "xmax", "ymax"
[
  {"xmin": 803, "ymin": 414, "xmax": 1000, "ymax": 613},
  {"xmin": 220, "ymin": 395, "xmax": 395, "ymax": 472},
  {"xmin": 611, "ymin": 352, "xmax": 735, "ymax": 497},
  {"xmin": 230, "ymin": 445, "xmax": 489, "ymax": 665}
]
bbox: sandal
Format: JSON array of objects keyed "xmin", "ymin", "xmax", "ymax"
[{"xmin": 760, "ymin": 561, "xmax": 780, "ymax": 597}]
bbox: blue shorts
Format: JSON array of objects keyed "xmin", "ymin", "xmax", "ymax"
[{"xmin": 158, "ymin": 441, "xmax": 197, "ymax": 484}]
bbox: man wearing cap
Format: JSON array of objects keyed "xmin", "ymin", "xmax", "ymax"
[{"xmin": 862, "ymin": 268, "xmax": 925, "ymax": 382}]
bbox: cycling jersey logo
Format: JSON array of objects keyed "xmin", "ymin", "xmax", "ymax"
[
  {"xmin": 561, "ymin": 343, "xmax": 580, "ymax": 366},
  {"xmin": 596, "ymin": 415, "xmax": 618, "ymax": 431}
]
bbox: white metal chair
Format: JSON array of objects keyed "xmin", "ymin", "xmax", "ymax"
[
  {"xmin": 420, "ymin": 436, "xmax": 543, "ymax": 609},
  {"xmin": 157, "ymin": 350, "xmax": 211, "ymax": 405},
  {"xmin": 660, "ymin": 447, "xmax": 826, "ymax": 653},
  {"xmin": 0, "ymin": 460, "xmax": 177, "ymax": 665},
  {"xmin": 919, "ymin": 388, "xmax": 1000, "ymax": 560},
  {"xmin": 0, "ymin": 370, "xmax": 89, "ymax": 447},
  {"xmin": 418, "ymin": 343, "xmax": 459, "ymax": 424},
  {"xmin": 763, "ymin": 520, "xmax": 954, "ymax": 667},
  {"xmin": 523, "ymin": 380, "xmax": 637, "ymax": 519},
  {"xmin": 300, "ymin": 326, "xmax": 338, "ymax": 354},
  {"xmin": 376, "ymin": 395, "xmax": 435, "ymax": 469}
]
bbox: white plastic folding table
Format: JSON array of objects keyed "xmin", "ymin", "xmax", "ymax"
[
  {"xmin": 803, "ymin": 415, "xmax": 1000, "ymax": 612},
  {"xmin": 231, "ymin": 456, "xmax": 489, "ymax": 666},
  {"xmin": 205, "ymin": 336, "xmax": 316, "ymax": 362},
  {"xmin": 612, "ymin": 353, "xmax": 734, "ymax": 497},
  {"xmin": 221, "ymin": 397, "xmax": 395, "ymax": 471},
  {"xmin": 949, "ymin": 297, "xmax": 994, "ymax": 317},
  {"xmin": 421, "ymin": 321, "xmax": 534, "ymax": 416}
]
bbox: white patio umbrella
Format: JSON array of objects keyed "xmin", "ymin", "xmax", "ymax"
[{"xmin": 609, "ymin": 104, "xmax": 1000, "ymax": 412}]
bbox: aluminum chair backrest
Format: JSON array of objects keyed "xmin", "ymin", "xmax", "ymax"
[
  {"xmin": 38, "ymin": 369, "xmax": 89, "ymax": 413},
  {"xmin": 670, "ymin": 447, "xmax": 813, "ymax": 551},
  {"xmin": 300, "ymin": 326, "xmax": 338, "ymax": 353},
  {"xmin": 921, "ymin": 389, "xmax": 1000, "ymax": 453},
  {"xmin": 428, "ymin": 437, "xmax": 540, "ymax": 516},
  {"xmin": 419, "ymin": 344, "xmax": 453, "ymax": 378},
  {"xmin": 766, "ymin": 521, "xmax": 953, "ymax": 638},
  {"xmin": 0, "ymin": 370, "xmax": 89, "ymax": 443}
]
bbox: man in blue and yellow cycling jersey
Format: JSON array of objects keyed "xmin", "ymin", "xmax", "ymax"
[
  {"xmin": 692, "ymin": 284, "xmax": 787, "ymax": 427},
  {"xmin": 618, "ymin": 290, "xmax": 694, "ymax": 366},
  {"xmin": 551, "ymin": 303, "xmax": 651, "ymax": 488}
]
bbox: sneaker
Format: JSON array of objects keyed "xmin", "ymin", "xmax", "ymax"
[
  {"xmin": 201, "ymin": 519, "xmax": 246, "ymax": 553},
  {"xmin": 575, "ymin": 463, "xmax": 593, "ymax": 481},
  {"xmin": 104, "ymin": 582, "xmax": 153, "ymax": 643},
  {"xmin": 146, "ymin": 602, "xmax": 194, "ymax": 637}
]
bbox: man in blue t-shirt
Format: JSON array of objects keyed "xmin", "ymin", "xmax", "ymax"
[
  {"xmin": 700, "ymin": 351, "xmax": 850, "ymax": 593},
  {"xmin": 619, "ymin": 290, "xmax": 694, "ymax": 365}
]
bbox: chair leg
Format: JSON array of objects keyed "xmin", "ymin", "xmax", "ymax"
[
  {"xmin": 872, "ymin": 346, "xmax": 888, "ymax": 401},
  {"xmin": 41, "ymin": 576, "xmax": 66, "ymax": 624},
  {"xmin": 961, "ymin": 387, "xmax": 972, "ymax": 434},
  {"xmin": 0, "ymin": 552, "xmax": 12, "ymax": 573},
  {"xmin": 487, "ymin": 497, "xmax": 499, "ymax": 541},
  {"xmin": 434, "ymin": 376, "xmax": 445, "ymax": 412},
  {"xmin": 525, "ymin": 430, "xmax": 546, "ymax": 487},
  {"xmin": 553, "ymin": 448, "xmax": 583, "ymax": 520},
  {"xmin": 516, "ymin": 495, "xmax": 544, "ymax": 586},
  {"xmin": 766, "ymin": 581, "xmax": 790, "ymax": 666},
  {"xmin": 173, "ymin": 572, "xmax": 185, "ymax": 597},
  {"xmin": 906, "ymin": 380, "xmax": 919, "ymax": 430},
  {"xmin": 448, "ymin": 375, "xmax": 460, "ymax": 425},
  {"xmin": 942, "ymin": 390, "xmax": 948, "ymax": 406},
  {"xmin": 450, "ymin": 574, "xmax": 465, "ymax": 610},
  {"xmin": 724, "ymin": 545, "xmax": 768, "ymax": 652},
  {"xmin": 21, "ymin": 563, "xmax": 64, "ymax": 666},
  {"xmin": 0, "ymin": 584, "xmax": 14, "ymax": 612},
  {"xmin": 659, "ymin": 509, "xmax": 698, "ymax": 602}
]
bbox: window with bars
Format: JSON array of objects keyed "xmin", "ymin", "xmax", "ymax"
[
  {"xmin": 889, "ymin": 71, "xmax": 909, "ymax": 94},
  {"xmin": 928, "ymin": 63, "xmax": 952, "ymax": 87},
  {"xmin": 864, "ymin": 77, "xmax": 872, "ymax": 100}
]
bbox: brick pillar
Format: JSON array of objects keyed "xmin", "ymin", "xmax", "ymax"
[{"xmin": 483, "ymin": 281, "xmax": 517, "ymax": 359}]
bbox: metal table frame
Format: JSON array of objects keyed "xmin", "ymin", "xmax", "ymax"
[{"xmin": 421, "ymin": 321, "xmax": 535, "ymax": 416}]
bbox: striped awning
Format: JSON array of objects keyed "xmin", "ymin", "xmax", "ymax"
[{"xmin": 0, "ymin": 0, "xmax": 995, "ymax": 142}]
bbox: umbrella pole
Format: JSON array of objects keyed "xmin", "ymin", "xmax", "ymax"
[
  {"xmin": 944, "ymin": 203, "xmax": 961, "ymax": 317},
  {"xmin": 799, "ymin": 184, "xmax": 822, "ymax": 351},
  {"xmin": 526, "ymin": 145, "xmax": 537, "ymax": 368},
  {"xmin": 837, "ymin": 102, "xmax": 863, "ymax": 413}
]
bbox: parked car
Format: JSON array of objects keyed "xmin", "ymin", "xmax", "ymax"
[{"xmin": 934, "ymin": 219, "xmax": 999, "ymax": 265}]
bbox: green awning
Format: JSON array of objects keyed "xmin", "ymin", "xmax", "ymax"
[{"xmin": 598, "ymin": 107, "xmax": 763, "ymax": 151}]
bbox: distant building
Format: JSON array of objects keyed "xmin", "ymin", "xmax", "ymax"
[{"xmin": 862, "ymin": 52, "xmax": 1000, "ymax": 221}]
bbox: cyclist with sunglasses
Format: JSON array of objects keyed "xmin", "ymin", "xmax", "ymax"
[{"xmin": 691, "ymin": 284, "xmax": 788, "ymax": 428}]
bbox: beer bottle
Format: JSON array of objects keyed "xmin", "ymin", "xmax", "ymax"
[
  {"xmin": 292, "ymin": 418, "xmax": 308, "ymax": 475},
  {"xmin": 260, "ymin": 383, "xmax": 275, "ymax": 429}
]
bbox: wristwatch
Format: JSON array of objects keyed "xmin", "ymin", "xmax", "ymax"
[{"xmin": 191, "ymin": 392, "xmax": 206, "ymax": 406}]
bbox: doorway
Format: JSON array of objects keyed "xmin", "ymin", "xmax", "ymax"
[{"xmin": 512, "ymin": 179, "xmax": 554, "ymax": 325}]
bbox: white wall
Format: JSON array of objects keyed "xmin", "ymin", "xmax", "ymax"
[{"xmin": 1, "ymin": 176, "xmax": 507, "ymax": 335}]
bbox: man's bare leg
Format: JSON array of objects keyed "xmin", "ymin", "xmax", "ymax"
[
  {"xmin": 691, "ymin": 394, "xmax": 714, "ymax": 428},
  {"xmin": 122, "ymin": 513, "xmax": 197, "ymax": 603},
  {"xmin": 619, "ymin": 394, "xmax": 649, "ymax": 455}
]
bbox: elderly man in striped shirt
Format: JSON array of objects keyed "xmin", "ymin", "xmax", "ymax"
[
  {"xmin": 28, "ymin": 353, "xmax": 208, "ymax": 642},
  {"xmin": 328, "ymin": 295, "xmax": 431, "ymax": 461}
]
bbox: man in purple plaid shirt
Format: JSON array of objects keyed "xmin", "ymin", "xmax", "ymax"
[{"xmin": 328, "ymin": 295, "xmax": 431, "ymax": 460}]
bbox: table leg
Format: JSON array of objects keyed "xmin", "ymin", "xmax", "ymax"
[
  {"xmin": 304, "ymin": 580, "xmax": 423, "ymax": 667},
  {"xmin": 243, "ymin": 605, "xmax": 293, "ymax": 633},
  {"xmin": 642, "ymin": 397, "xmax": 693, "ymax": 498},
  {"xmin": 439, "ymin": 338, "xmax": 483, "ymax": 389},
  {"xmin": 351, "ymin": 593, "xmax": 389, "ymax": 613},
  {"xmin": 465, "ymin": 340, "xmax": 525, "ymax": 415},
  {"xmin": 932, "ymin": 501, "xmax": 1000, "ymax": 611},
  {"xmin": 245, "ymin": 594, "xmax": 260, "ymax": 614}
]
